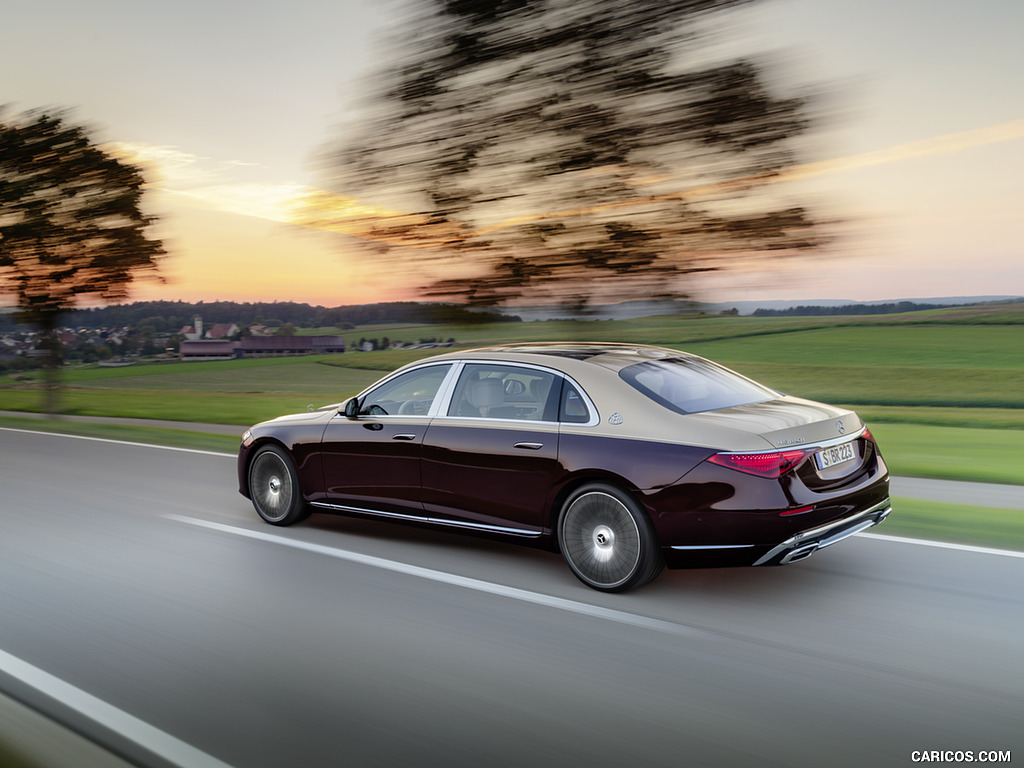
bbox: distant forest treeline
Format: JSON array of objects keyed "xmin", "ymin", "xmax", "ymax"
[
  {"xmin": 751, "ymin": 301, "xmax": 950, "ymax": 317},
  {"xmin": 1, "ymin": 301, "xmax": 521, "ymax": 333}
]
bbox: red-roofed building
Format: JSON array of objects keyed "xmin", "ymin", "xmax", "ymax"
[
  {"xmin": 178, "ymin": 335, "xmax": 345, "ymax": 361},
  {"xmin": 204, "ymin": 323, "xmax": 239, "ymax": 340}
]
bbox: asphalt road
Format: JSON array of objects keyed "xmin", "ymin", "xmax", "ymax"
[{"xmin": 1, "ymin": 428, "xmax": 1021, "ymax": 768}]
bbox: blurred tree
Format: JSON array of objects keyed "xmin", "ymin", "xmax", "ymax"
[
  {"xmin": 276, "ymin": 322, "xmax": 297, "ymax": 336},
  {"xmin": 0, "ymin": 110, "xmax": 163, "ymax": 412},
  {"xmin": 319, "ymin": 0, "xmax": 827, "ymax": 308}
]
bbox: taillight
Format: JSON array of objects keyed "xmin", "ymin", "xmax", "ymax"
[
  {"xmin": 707, "ymin": 448, "xmax": 813, "ymax": 479},
  {"xmin": 861, "ymin": 427, "xmax": 874, "ymax": 443},
  {"xmin": 780, "ymin": 505, "xmax": 814, "ymax": 517}
]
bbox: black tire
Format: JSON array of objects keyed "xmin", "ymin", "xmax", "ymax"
[
  {"xmin": 557, "ymin": 483, "xmax": 664, "ymax": 592},
  {"xmin": 247, "ymin": 444, "xmax": 310, "ymax": 526}
]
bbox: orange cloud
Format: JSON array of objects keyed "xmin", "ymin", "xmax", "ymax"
[
  {"xmin": 778, "ymin": 117, "xmax": 1024, "ymax": 181},
  {"xmin": 109, "ymin": 117, "xmax": 1024, "ymax": 249}
]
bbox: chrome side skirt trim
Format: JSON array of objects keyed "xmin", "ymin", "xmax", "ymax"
[
  {"xmin": 312, "ymin": 501, "xmax": 425, "ymax": 522},
  {"xmin": 670, "ymin": 544, "xmax": 757, "ymax": 551},
  {"xmin": 310, "ymin": 501, "xmax": 543, "ymax": 538},
  {"xmin": 427, "ymin": 517, "xmax": 543, "ymax": 538}
]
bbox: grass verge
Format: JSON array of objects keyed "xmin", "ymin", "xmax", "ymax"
[
  {"xmin": 869, "ymin": 423, "xmax": 1024, "ymax": 486},
  {"xmin": 884, "ymin": 497, "xmax": 1024, "ymax": 552},
  {"xmin": 0, "ymin": 389, "xmax": 320, "ymax": 427},
  {"xmin": 0, "ymin": 416, "xmax": 239, "ymax": 454}
]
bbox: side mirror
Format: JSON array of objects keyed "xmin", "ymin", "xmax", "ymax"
[{"xmin": 343, "ymin": 397, "xmax": 360, "ymax": 418}]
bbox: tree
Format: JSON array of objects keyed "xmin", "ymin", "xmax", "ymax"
[
  {"xmin": 276, "ymin": 322, "xmax": 297, "ymax": 336},
  {"xmin": 316, "ymin": 0, "xmax": 826, "ymax": 309},
  {"xmin": 0, "ymin": 110, "xmax": 164, "ymax": 412}
]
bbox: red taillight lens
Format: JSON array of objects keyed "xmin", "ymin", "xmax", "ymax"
[
  {"xmin": 707, "ymin": 449, "xmax": 812, "ymax": 479},
  {"xmin": 861, "ymin": 427, "xmax": 874, "ymax": 443},
  {"xmin": 780, "ymin": 505, "xmax": 814, "ymax": 517}
]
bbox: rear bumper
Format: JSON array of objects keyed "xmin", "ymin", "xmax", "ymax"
[
  {"xmin": 751, "ymin": 497, "xmax": 891, "ymax": 566},
  {"xmin": 661, "ymin": 497, "xmax": 891, "ymax": 569}
]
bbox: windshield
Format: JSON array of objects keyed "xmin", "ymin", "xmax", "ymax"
[{"xmin": 619, "ymin": 357, "xmax": 776, "ymax": 415}]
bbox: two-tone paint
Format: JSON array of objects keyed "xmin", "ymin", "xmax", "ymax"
[{"xmin": 238, "ymin": 343, "xmax": 890, "ymax": 569}]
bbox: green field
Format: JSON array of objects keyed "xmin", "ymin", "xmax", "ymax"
[{"xmin": 3, "ymin": 305, "xmax": 1022, "ymax": 489}]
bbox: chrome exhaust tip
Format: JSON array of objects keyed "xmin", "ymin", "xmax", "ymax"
[{"xmin": 780, "ymin": 543, "xmax": 818, "ymax": 565}]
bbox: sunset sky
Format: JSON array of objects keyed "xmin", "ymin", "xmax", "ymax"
[{"xmin": 3, "ymin": 0, "xmax": 1022, "ymax": 308}]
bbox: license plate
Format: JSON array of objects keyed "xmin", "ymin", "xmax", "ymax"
[{"xmin": 815, "ymin": 440, "xmax": 856, "ymax": 470}]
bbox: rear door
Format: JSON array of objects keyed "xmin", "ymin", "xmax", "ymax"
[{"xmin": 421, "ymin": 362, "xmax": 564, "ymax": 535}]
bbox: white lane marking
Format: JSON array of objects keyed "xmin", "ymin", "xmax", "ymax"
[
  {"xmin": 859, "ymin": 531, "xmax": 1024, "ymax": 559},
  {"xmin": 168, "ymin": 515, "xmax": 1024, "ymax": 698},
  {"xmin": 166, "ymin": 515, "xmax": 709, "ymax": 639},
  {"xmin": 0, "ymin": 426, "xmax": 235, "ymax": 457},
  {"xmin": 0, "ymin": 647, "xmax": 234, "ymax": 768}
]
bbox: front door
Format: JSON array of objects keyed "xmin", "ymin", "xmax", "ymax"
[{"xmin": 320, "ymin": 363, "xmax": 453, "ymax": 515}]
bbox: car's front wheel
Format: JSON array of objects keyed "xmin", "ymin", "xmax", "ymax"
[
  {"xmin": 557, "ymin": 483, "xmax": 663, "ymax": 592},
  {"xmin": 248, "ymin": 444, "xmax": 310, "ymax": 525}
]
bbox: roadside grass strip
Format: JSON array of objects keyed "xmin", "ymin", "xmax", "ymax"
[
  {"xmin": 0, "ymin": 418, "xmax": 239, "ymax": 455},
  {"xmin": 884, "ymin": 497, "xmax": 1024, "ymax": 553}
]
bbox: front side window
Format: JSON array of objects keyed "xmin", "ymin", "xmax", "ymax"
[
  {"xmin": 619, "ymin": 357, "xmax": 775, "ymax": 415},
  {"xmin": 359, "ymin": 364, "xmax": 451, "ymax": 416},
  {"xmin": 448, "ymin": 364, "xmax": 560, "ymax": 421}
]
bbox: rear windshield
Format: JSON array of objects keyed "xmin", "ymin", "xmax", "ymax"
[{"xmin": 619, "ymin": 357, "xmax": 776, "ymax": 415}]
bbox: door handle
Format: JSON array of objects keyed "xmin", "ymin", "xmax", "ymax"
[
  {"xmin": 514, "ymin": 442, "xmax": 543, "ymax": 450},
  {"xmin": 393, "ymin": 433, "xmax": 417, "ymax": 441}
]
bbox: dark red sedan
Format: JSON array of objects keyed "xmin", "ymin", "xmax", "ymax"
[{"xmin": 238, "ymin": 343, "xmax": 890, "ymax": 592}]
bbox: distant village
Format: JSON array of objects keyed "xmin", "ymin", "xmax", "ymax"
[{"xmin": 1, "ymin": 313, "xmax": 453, "ymax": 371}]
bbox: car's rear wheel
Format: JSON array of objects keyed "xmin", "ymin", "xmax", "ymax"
[
  {"xmin": 248, "ymin": 445, "xmax": 310, "ymax": 525},
  {"xmin": 557, "ymin": 483, "xmax": 663, "ymax": 592}
]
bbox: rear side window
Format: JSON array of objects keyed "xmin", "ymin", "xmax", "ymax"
[
  {"xmin": 619, "ymin": 357, "xmax": 775, "ymax": 415},
  {"xmin": 448, "ymin": 363, "xmax": 560, "ymax": 421},
  {"xmin": 559, "ymin": 380, "xmax": 591, "ymax": 424}
]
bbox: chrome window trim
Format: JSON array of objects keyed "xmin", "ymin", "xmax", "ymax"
[
  {"xmin": 431, "ymin": 360, "xmax": 465, "ymax": 418},
  {"xmin": 328, "ymin": 357, "xmax": 600, "ymax": 427}
]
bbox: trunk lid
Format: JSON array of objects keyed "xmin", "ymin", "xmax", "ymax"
[{"xmin": 683, "ymin": 396, "xmax": 861, "ymax": 449}]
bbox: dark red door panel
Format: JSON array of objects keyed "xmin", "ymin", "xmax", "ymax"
[
  {"xmin": 320, "ymin": 416, "xmax": 431, "ymax": 513},
  {"xmin": 421, "ymin": 421, "xmax": 562, "ymax": 534}
]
